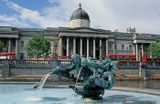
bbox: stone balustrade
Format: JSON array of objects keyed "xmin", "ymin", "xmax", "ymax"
[{"xmin": 1, "ymin": 60, "xmax": 160, "ymax": 69}]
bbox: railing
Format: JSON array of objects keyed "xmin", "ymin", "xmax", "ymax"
[
  {"xmin": 116, "ymin": 50, "xmax": 133, "ymax": 54},
  {"xmin": 145, "ymin": 62, "xmax": 160, "ymax": 69},
  {"xmin": 117, "ymin": 61, "xmax": 139, "ymax": 69},
  {"xmin": 1, "ymin": 59, "xmax": 160, "ymax": 69},
  {"xmin": 117, "ymin": 61, "xmax": 160, "ymax": 69},
  {"xmin": 8, "ymin": 59, "xmax": 72, "ymax": 68}
]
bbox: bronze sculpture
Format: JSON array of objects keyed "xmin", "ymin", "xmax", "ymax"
[{"xmin": 51, "ymin": 54, "xmax": 117, "ymax": 100}]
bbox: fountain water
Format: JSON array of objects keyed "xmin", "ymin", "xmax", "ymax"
[
  {"xmin": 33, "ymin": 72, "xmax": 52, "ymax": 90},
  {"xmin": 0, "ymin": 84, "xmax": 160, "ymax": 104}
]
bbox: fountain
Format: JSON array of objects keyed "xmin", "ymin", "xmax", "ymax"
[
  {"xmin": 33, "ymin": 72, "xmax": 52, "ymax": 90},
  {"xmin": 36, "ymin": 54, "xmax": 117, "ymax": 100},
  {"xmin": 0, "ymin": 54, "xmax": 160, "ymax": 104}
]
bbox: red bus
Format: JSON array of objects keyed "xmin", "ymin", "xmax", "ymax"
[
  {"xmin": 106, "ymin": 54, "xmax": 136, "ymax": 62},
  {"xmin": 0, "ymin": 52, "xmax": 16, "ymax": 60},
  {"xmin": 141, "ymin": 56, "xmax": 160, "ymax": 62}
]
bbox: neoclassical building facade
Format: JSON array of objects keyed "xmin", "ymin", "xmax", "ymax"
[{"xmin": 0, "ymin": 4, "xmax": 160, "ymax": 60}]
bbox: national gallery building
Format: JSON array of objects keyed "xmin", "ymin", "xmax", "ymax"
[{"xmin": 0, "ymin": 4, "xmax": 160, "ymax": 60}]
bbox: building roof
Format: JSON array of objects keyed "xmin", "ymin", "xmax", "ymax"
[{"xmin": 70, "ymin": 3, "xmax": 90, "ymax": 21}]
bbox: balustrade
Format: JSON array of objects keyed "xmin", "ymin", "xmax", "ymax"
[{"xmin": 1, "ymin": 59, "xmax": 160, "ymax": 69}]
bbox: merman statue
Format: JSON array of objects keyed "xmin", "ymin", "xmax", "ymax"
[{"xmin": 51, "ymin": 54, "xmax": 117, "ymax": 100}]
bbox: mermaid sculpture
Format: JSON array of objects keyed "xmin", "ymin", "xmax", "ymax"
[{"xmin": 51, "ymin": 54, "xmax": 117, "ymax": 100}]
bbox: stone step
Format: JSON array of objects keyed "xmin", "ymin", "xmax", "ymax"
[
  {"xmin": 5, "ymin": 75, "xmax": 53, "ymax": 81},
  {"xmin": 150, "ymin": 74, "xmax": 160, "ymax": 80},
  {"xmin": 116, "ymin": 75, "xmax": 141, "ymax": 81}
]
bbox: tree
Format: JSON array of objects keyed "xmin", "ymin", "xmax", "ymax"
[
  {"xmin": 27, "ymin": 35, "xmax": 51, "ymax": 58},
  {"xmin": 0, "ymin": 41, "xmax": 4, "ymax": 51},
  {"xmin": 148, "ymin": 42, "xmax": 160, "ymax": 58}
]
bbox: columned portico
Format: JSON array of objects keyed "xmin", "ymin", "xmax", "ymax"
[
  {"xmin": 59, "ymin": 32, "xmax": 109, "ymax": 59},
  {"xmin": 59, "ymin": 37, "xmax": 110, "ymax": 59}
]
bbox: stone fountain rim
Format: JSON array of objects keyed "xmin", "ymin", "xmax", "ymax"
[
  {"xmin": 0, "ymin": 82, "xmax": 160, "ymax": 96},
  {"xmin": 45, "ymin": 85, "xmax": 160, "ymax": 96},
  {"xmin": 112, "ymin": 87, "xmax": 160, "ymax": 96}
]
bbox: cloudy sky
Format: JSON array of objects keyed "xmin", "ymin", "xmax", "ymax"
[{"xmin": 0, "ymin": 0, "xmax": 160, "ymax": 34}]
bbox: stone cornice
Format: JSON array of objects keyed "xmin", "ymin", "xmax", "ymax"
[
  {"xmin": 0, "ymin": 33, "xmax": 19, "ymax": 38},
  {"xmin": 58, "ymin": 32, "xmax": 111, "ymax": 38}
]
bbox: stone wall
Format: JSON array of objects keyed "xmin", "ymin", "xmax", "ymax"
[
  {"xmin": 0, "ymin": 60, "xmax": 10, "ymax": 78},
  {"xmin": 0, "ymin": 60, "xmax": 160, "ymax": 80}
]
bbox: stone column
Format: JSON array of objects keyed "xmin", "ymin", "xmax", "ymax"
[
  {"xmin": 66, "ymin": 37, "xmax": 69, "ymax": 57},
  {"xmin": 73, "ymin": 38, "xmax": 76, "ymax": 54},
  {"xmin": 8, "ymin": 39, "xmax": 11, "ymax": 52},
  {"xmin": 80, "ymin": 38, "xmax": 83, "ymax": 56},
  {"xmin": 113, "ymin": 43, "xmax": 115, "ymax": 54},
  {"xmin": 58, "ymin": 37, "xmax": 62, "ymax": 57},
  {"xmin": 99, "ymin": 39, "xmax": 102, "ymax": 59},
  {"xmin": 133, "ymin": 44, "xmax": 136, "ymax": 55},
  {"xmin": 93, "ymin": 38, "xmax": 96, "ymax": 59},
  {"xmin": 51, "ymin": 40, "xmax": 54, "ymax": 55},
  {"xmin": 106, "ymin": 39, "xmax": 108, "ymax": 56},
  {"xmin": 136, "ymin": 44, "xmax": 138, "ymax": 61},
  {"xmin": 141, "ymin": 44, "xmax": 144, "ymax": 56},
  {"xmin": 87, "ymin": 38, "xmax": 89, "ymax": 58},
  {"xmin": 15, "ymin": 39, "xmax": 19, "ymax": 58}
]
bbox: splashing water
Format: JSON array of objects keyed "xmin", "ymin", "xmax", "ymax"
[{"xmin": 34, "ymin": 72, "xmax": 52, "ymax": 90}]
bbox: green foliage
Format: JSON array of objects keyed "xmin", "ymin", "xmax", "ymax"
[
  {"xmin": 0, "ymin": 41, "xmax": 4, "ymax": 51},
  {"xmin": 148, "ymin": 42, "xmax": 160, "ymax": 58},
  {"xmin": 27, "ymin": 35, "xmax": 51, "ymax": 58}
]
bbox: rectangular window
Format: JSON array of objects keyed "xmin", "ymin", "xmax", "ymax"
[
  {"xmin": 122, "ymin": 44, "xmax": 124, "ymax": 50},
  {"xmin": 108, "ymin": 41, "xmax": 113, "ymax": 50},
  {"xmin": 129, "ymin": 45, "xmax": 132, "ymax": 50},
  {"xmin": 20, "ymin": 41, "xmax": 24, "ymax": 47}
]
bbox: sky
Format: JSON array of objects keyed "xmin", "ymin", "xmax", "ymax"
[{"xmin": 0, "ymin": 0, "xmax": 160, "ymax": 34}]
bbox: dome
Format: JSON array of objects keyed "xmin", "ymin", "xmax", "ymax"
[{"xmin": 70, "ymin": 4, "xmax": 90, "ymax": 21}]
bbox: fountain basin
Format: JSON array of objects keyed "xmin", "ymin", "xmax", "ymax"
[{"xmin": 0, "ymin": 84, "xmax": 160, "ymax": 104}]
